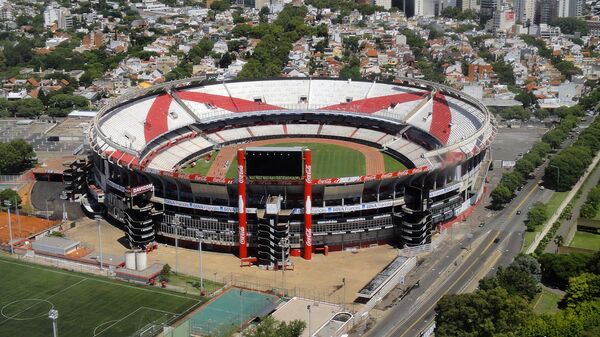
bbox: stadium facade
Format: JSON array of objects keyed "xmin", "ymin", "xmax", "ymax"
[{"xmin": 87, "ymin": 77, "xmax": 496, "ymax": 267}]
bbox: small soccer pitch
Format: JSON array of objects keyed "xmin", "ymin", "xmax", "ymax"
[{"xmin": 0, "ymin": 256, "xmax": 202, "ymax": 337}]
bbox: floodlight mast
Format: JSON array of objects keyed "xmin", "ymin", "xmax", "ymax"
[{"xmin": 48, "ymin": 309, "xmax": 59, "ymax": 337}]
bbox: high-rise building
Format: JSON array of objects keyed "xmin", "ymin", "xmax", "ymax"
[
  {"xmin": 594, "ymin": 0, "xmax": 600, "ymax": 16},
  {"xmin": 480, "ymin": 0, "xmax": 498, "ymax": 25},
  {"xmin": 395, "ymin": 0, "xmax": 434, "ymax": 17},
  {"xmin": 458, "ymin": 0, "xmax": 479, "ymax": 11},
  {"xmin": 514, "ymin": 0, "xmax": 535, "ymax": 25},
  {"xmin": 558, "ymin": 0, "xmax": 583, "ymax": 17},
  {"xmin": 535, "ymin": 0, "xmax": 559, "ymax": 25},
  {"xmin": 375, "ymin": 0, "xmax": 392, "ymax": 10},
  {"xmin": 43, "ymin": 3, "xmax": 72, "ymax": 29}
]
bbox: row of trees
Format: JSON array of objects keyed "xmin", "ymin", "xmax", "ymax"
[
  {"xmin": 491, "ymin": 102, "xmax": 589, "ymax": 208},
  {"xmin": 544, "ymin": 114, "xmax": 600, "ymax": 191},
  {"xmin": 580, "ymin": 185, "xmax": 600, "ymax": 219},
  {"xmin": 0, "ymin": 93, "xmax": 89, "ymax": 118},
  {"xmin": 0, "ymin": 139, "xmax": 36, "ymax": 174},
  {"xmin": 435, "ymin": 252, "xmax": 600, "ymax": 337},
  {"xmin": 490, "ymin": 141, "xmax": 552, "ymax": 208}
]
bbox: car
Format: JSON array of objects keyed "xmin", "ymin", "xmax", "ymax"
[
  {"xmin": 540, "ymin": 186, "xmax": 545, "ymax": 190},
  {"xmin": 516, "ymin": 210, "xmax": 521, "ymax": 215},
  {"xmin": 479, "ymin": 222, "xmax": 485, "ymax": 227},
  {"xmin": 493, "ymin": 237, "xmax": 500, "ymax": 243}
]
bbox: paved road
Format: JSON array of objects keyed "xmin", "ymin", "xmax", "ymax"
[
  {"xmin": 365, "ymin": 126, "xmax": 587, "ymax": 337},
  {"xmin": 363, "ymin": 118, "xmax": 594, "ymax": 337},
  {"xmin": 366, "ymin": 165, "xmax": 548, "ymax": 337}
]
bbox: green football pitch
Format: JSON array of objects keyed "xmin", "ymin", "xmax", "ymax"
[
  {"xmin": 0, "ymin": 256, "xmax": 202, "ymax": 337},
  {"xmin": 183, "ymin": 142, "xmax": 407, "ymax": 179}
]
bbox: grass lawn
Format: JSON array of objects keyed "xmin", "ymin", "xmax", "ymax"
[
  {"xmin": 521, "ymin": 191, "xmax": 569, "ymax": 252},
  {"xmin": 532, "ymin": 288, "xmax": 562, "ymax": 314},
  {"xmin": 180, "ymin": 151, "xmax": 218, "ymax": 175},
  {"xmin": 522, "ymin": 231, "xmax": 538, "ymax": 253},
  {"xmin": 0, "ymin": 256, "xmax": 203, "ymax": 337},
  {"xmin": 546, "ymin": 191, "xmax": 569, "ymax": 217},
  {"xmin": 383, "ymin": 153, "xmax": 408, "ymax": 172},
  {"xmin": 569, "ymin": 231, "xmax": 600, "ymax": 251},
  {"xmin": 167, "ymin": 273, "xmax": 222, "ymax": 295},
  {"xmin": 225, "ymin": 142, "xmax": 373, "ymax": 179}
]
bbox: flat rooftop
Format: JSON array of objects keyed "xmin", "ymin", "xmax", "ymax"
[
  {"xmin": 271, "ymin": 297, "xmax": 342, "ymax": 337},
  {"xmin": 357, "ymin": 255, "xmax": 410, "ymax": 298}
]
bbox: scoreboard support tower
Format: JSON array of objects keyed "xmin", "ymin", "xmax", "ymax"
[
  {"xmin": 237, "ymin": 148, "xmax": 248, "ymax": 259},
  {"xmin": 236, "ymin": 148, "xmax": 314, "ymax": 262},
  {"xmin": 303, "ymin": 149, "xmax": 313, "ymax": 260}
]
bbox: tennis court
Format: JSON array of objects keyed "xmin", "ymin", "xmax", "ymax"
[{"xmin": 189, "ymin": 288, "xmax": 280, "ymax": 336}]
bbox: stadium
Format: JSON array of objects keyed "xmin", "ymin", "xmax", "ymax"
[{"xmin": 86, "ymin": 77, "xmax": 496, "ymax": 267}]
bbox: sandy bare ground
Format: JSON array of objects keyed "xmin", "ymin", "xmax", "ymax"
[
  {"xmin": 206, "ymin": 138, "xmax": 385, "ymax": 179},
  {"xmin": 65, "ymin": 220, "xmax": 398, "ymax": 307}
]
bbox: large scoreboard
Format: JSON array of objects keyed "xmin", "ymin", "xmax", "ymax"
[{"xmin": 245, "ymin": 147, "xmax": 304, "ymax": 178}]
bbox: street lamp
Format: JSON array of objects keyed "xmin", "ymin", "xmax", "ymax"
[
  {"xmin": 174, "ymin": 225, "xmax": 180, "ymax": 275},
  {"xmin": 95, "ymin": 216, "xmax": 103, "ymax": 270},
  {"xmin": 307, "ymin": 304, "xmax": 312, "ymax": 337},
  {"xmin": 4, "ymin": 200, "xmax": 13, "ymax": 254},
  {"xmin": 48, "ymin": 309, "xmax": 58, "ymax": 337},
  {"xmin": 196, "ymin": 230, "xmax": 204, "ymax": 293},
  {"xmin": 280, "ymin": 237, "xmax": 289, "ymax": 297}
]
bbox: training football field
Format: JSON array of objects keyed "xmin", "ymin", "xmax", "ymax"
[{"xmin": 0, "ymin": 256, "xmax": 202, "ymax": 337}]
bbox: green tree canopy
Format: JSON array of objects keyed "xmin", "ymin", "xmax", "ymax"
[
  {"xmin": 550, "ymin": 17, "xmax": 590, "ymax": 35},
  {"xmin": 245, "ymin": 316, "xmax": 305, "ymax": 337},
  {"xmin": 435, "ymin": 287, "xmax": 532, "ymax": 337},
  {"xmin": 15, "ymin": 98, "xmax": 44, "ymax": 117},
  {"xmin": 0, "ymin": 188, "xmax": 21, "ymax": 208}
]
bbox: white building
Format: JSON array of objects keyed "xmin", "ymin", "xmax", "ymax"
[
  {"xmin": 43, "ymin": 3, "xmax": 73, "ymax": 29},
  {"xmin": 514, "ymin": 0, "xmax": 535, "ymax": 25},
  {"xmin": 558, "ymin": 0, "xmax": 583, "ymax": 18}
]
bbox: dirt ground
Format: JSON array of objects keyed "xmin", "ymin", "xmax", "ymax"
[
  {"xmin": 207, "ymin": 138, "xmax": 386, "ymax": 178},
  {"xmin": 0, "ymin": 212, "xmax": 58, "ymax": 244},
  {"xmin": 65, "ymin": 219, "xmax": 398, "ymax": 307}
]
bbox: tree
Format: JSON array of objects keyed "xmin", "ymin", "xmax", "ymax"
[
  {"xmin": 245, "ymin": 316, "xmax": 305, "ymax": 337},
  {"xmin": 210, "ymin": 0, "xmax": 230, "ymax": 11},
  {"xmin": 542, "ymin": 128, "xmax": 567, "ymax": 149},
  {"xmin": 15, "ymin": 98, "xmax": 44, "ymax": 117},
  {"xmin": 435, "ymin": 287, "xmax": 532, "ymax": 337},
  {"xmin": 219, "ymin": 52, "xmax": 234, "ymax": 68},
  {"xmin": 480, "ymin": 265, "xmax": 541, "ymax": 300},
  {"xmin": 545, "ymin": 146, "xmax": 593, "ymax": 191},
  {"xmin": 160, "ymin": 264, "xmax": 172, "ymax": 281},
  {"xmin": 47, "ymin": 94, "xmax": 90, "ymax": 117},
  {"xmin": 479, "ymin": 254, "xmax": 541, "ymax": 300},
  {"xmin": 554, "ymin": 235, "xmax": 564, "ymax": 252},
  {"xmin": 551, "ymin": 17, "xmax": 590, "ymax": 35},
  {"xmin": 537, "ymin": 253, "xmax": 591, "ymax": 290},
  {"xmin": 0, "ymin": 188, "xmax": 21, "ymax": 208},
  {"xmin": 562, "ymin": 273, "xmax": 600, "ymax": 308},
  {"xmin": 492, "ymin": 60, "xmax": 515, "ymax": 85},
  {"xmin": 491, "ymin": 183, "xmax": 513, "ymax": 208},
  {"xmin": 515, "ymin": 91, "xmax": 536, "ymax": 107},
  {"xmin": 512, "ymin": 254, "xmax": 542, "ymax": 282},
  {"xmin": 0, "ymin": 97, "xmax": 14, "ymax": 117},
  {"xmin": 526, "ymin": 202, "xmax": 548, "ymax": 231},
  {"xmin": 0, "ymin": 139, "xmax": 35, "ymax": 174},
  {"xmin": 553, "ymin": 60, "xmax": 582, "ymax": 80},
  {"xmin": 188, "ymin": 38, "xmax": 214, "ymax": 63}
]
